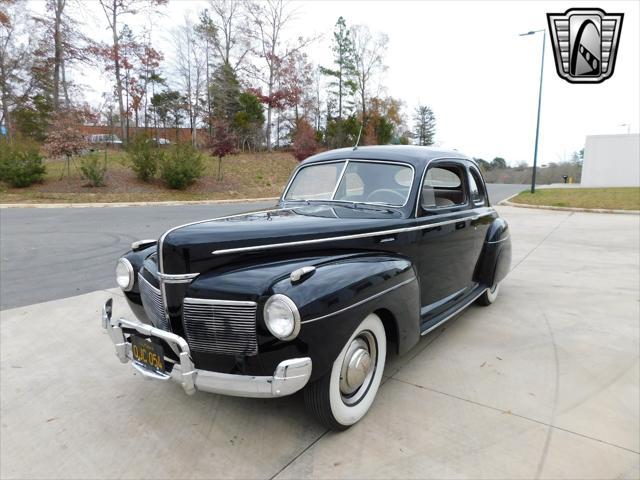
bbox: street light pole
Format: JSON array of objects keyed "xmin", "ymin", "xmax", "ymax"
[{"xmin": 520, "ymin": 29, "xmax": 546, "ymax": 194}]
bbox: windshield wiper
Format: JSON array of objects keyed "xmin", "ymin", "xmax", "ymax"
[
  {"xmin": 285, "ymin": 199, "xmax": 397, "ymax": 213},
  {"xmin": 309, "ymin": 199, "xmax": 397, "ymax": 213},
  {"xmin": 348, "ymin": 202, "xmax": 397, "ymax": 213}
]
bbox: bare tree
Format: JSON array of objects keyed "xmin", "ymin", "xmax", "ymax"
[
  {"xmin": 28, "ymin": 0, "xmax": 95, "ymax": 112},
  {"xmin": 312, "ymin": 65, "xmax": 322, "ymax": 131},
  {"xmin": 97, "ymin": 0, "xmax": 165, "ymax": 144},
  {"xmin": 246, "ymin": 0, "xmax": 316, "ymax": 151},
  {"xmin": 208, "ymin": 0, "xmax": 250, "ymax": 72},
  {"xmin": 350, "ymin": 24, "xmax": 388, "ymax": 123},
  {"xmin": 174, "ymin": 15, "xmax": 206, "ymax": 146},
  {"xmin": 0, "ymin": 1, "xmax": 32, "ymax": 139},
  {"xmin": 196, "ymin": 9, "xmax": 216, "ymax": 136},
  {"xmin": 51, "ymin": 0, "xmax": 65, "ymax": 110}
]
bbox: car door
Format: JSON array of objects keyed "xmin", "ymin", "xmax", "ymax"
[
  {"xmin": 467, "ymin": 164, "xmax": 492, "ymax": 264},
  {"xmin": 410, "ymin": 160, "xmax": 478, "ymax": 320}
]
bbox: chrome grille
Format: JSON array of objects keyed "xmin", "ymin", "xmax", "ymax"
[
  {"xmin": 138, "ymin": 274, "xmax": 170, "ymax": 331},
  {"xmin": 182, "ymin": 298, "xmax": 258, "ymax": 356}
]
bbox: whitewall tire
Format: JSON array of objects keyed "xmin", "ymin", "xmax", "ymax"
[
  {"xmin": 304, "ymin": 313, "xmax": 387, "ymax": 430},
  {"xmin": 477, "ymin": 282, "xmax": 500, "ymax": 306}
]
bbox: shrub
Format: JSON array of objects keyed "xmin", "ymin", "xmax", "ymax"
[
  {"xmin": 128, "ymin": 135, "xmax": 163, "ymax": 181},
  {"xmin": 160, "ymin": 143, "xmax": 204, "ymax": 189},
  {"xmin": 0, "ymin": 140, "xmax": 46, "ymax": 188},
  {"xmin": 79, "ymin": 153, "xmax": 107, "ymax": 187}
]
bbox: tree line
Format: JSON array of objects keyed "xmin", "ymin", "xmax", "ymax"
[
  {"xmin": 475, "ymin": 150, "xmax": 583, "ymax": 185},
  {"xmin": 1, "ymin": 1, "xmax": 437, "ymax": 160}
]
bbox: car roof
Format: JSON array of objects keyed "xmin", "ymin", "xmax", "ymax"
[{"xmin": 301, "ymin": 145, "xmax": 472, "ymax": 169}]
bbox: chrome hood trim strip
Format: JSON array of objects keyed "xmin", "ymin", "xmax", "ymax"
[{"xmin": 212, "ymin": 211, "xmax": 493, "ymax": 256}]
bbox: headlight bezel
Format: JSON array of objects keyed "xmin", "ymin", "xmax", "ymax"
[
  {"xmin": 116, "ymin": 257, "xmax": 135, "ymax": 291},
  {"xmin": 263, "ymin": 294, "xmax": 301, "ymax": 341}
]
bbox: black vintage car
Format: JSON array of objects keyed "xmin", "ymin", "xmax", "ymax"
[{"xmin": 102, "ymin": 145, "xmax": 511, "ymax": 430}]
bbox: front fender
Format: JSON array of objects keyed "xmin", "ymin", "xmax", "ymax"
[
  {"xmin": 271, "ymin": 253, "xmax": 420, "ymax": 380},
  {"xmin": 121, "ymin": 244, "xmax": 157, "ymax": 303},
  {"xmin": 187, "ymin": 252, "xmax": 421, "ymax": 381}
]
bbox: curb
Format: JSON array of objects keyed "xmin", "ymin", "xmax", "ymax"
[
  {"xmin": 499, "ymin": 200, "xmax": 640, "ymax": 215},
  {"xmin": 0, "ymin": 197, "xmax": 279, "ymax": 209}
]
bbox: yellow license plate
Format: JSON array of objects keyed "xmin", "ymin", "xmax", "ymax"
[{"xmin": 131, "ymin": 336, "xmax": 165, "ymax": 372}]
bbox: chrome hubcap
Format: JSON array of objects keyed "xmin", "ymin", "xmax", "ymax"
[{"xmin": 340, "ymin": 331, "xmax": 377, "ymax": 405}]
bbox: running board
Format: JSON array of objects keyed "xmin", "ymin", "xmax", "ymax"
[{"xmin": 420, "ymin": 287, "xmax": 487, "ymax": 336}]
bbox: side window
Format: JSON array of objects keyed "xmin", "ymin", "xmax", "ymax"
[
  {"xmin": 420, "ymin": 165, "xmax": 467, "ymax": 212},
  {"xmin": 468, "ymin": 167, "xmax": 486, "ymax": 206}
]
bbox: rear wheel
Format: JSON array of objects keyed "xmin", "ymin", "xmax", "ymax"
[
  {"xmin": 477, "ymin": 282, "xmax": 500, "ymax": 306},
  {"xmin": 304, "ymin": 313, "xmax": 386, "ymax": 430}
]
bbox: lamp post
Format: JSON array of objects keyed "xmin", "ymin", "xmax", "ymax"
[{"xmin": 520, "ymin": 29, "xmax": 546, "ymax": 194}]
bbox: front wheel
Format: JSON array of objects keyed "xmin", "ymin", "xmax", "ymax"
[
  {"xmin": 477, "ymin": 282, "xmax": 500, "ymax": 306},
  {"xmin": 304, "ymin": 313, "xmax": 386, "ymax": 430}
]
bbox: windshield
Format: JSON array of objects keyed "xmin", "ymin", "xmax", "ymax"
[{"xmin": 284, "ymin": 160, "xmax": 413, "ymax": 207}]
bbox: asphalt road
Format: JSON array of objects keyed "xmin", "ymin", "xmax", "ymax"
[{"xmin": 0, "ymin": 184, "xmax": 525, "ymax": 310}]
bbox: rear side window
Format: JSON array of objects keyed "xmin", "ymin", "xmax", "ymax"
[
  {"xmin": 468, "ymin": 167, "xmax": 486, "ymax": 206},
  {"xmin": 421, "ymin": 166, "xmax": 466, "ymax": 211}
]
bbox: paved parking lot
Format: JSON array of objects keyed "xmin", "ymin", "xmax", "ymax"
[{"xmin": 1, "ymin": 206, "xmax": 639, "ymax": 479}]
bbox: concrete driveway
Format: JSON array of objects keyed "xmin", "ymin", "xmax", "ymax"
[{"xmin": 1, "ymin": 206, "xmax": 638, "ymax": 479}]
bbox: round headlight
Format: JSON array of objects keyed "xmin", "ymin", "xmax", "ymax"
[
  {"xmin": 264, "ymin": 294, "xmax": 301, "ymax": 341},
  {"xmin": 116, "ymin": 258, "xmax": 135, "ymax": 291}
]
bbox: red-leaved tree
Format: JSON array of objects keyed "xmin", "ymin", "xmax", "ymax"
[
  {"xmin": 209, "ymin": 119, "xmax": 236, "ymax": 180},
  {"xmin": 292, "ymin": 119, "xmax": 319, "ymax": 161},
  {"xmin": 43, "ymin": 110, "xmax": 88, "ymax": 177}
]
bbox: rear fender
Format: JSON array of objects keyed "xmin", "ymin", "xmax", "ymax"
[{"xmin": 474, "ymin": 218, "xmax": 512, "ymax": 287}]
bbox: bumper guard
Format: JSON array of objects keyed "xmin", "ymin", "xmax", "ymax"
[{"xmin": 101, "ymin": 298, "xmax": 312, "ymax": 397}]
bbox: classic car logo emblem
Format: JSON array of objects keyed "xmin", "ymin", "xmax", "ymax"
[{"xmin": 546, "ymin": 8, "xmax": 624, "ymax": 83}]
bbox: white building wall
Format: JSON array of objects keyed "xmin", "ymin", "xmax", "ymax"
[{"xmin": 581, "ymin": 134, "xmax": 640, "ymax": 187}]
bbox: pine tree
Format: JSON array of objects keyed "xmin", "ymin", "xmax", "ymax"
[
  {"xmin": 413, "ymin": 105, "xmax": 436, "ymax": 146},
  {"xmin": 320, "ymin": 17, "xmax": 356, "ymax": 121}
]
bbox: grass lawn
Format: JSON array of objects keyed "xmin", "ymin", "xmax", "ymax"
[
  {"xmin": 510, "ymin": 187, "xmax": 640, "ymax": 211},
  {"xmin": 0, "ymin": 150, "xmax": 299, "ymax": 204}
]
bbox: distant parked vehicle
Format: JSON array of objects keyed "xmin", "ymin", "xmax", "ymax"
[
  {"xmin": 153, "ymin": 137, "xmax": 171, "ymax": 145},
  {"xmin": 87, "ymin": 134, "xmax": 123, "ymax": 146}
]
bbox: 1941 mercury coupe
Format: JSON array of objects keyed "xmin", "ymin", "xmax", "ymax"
[{"xmin": 102, "ymin": 145, "xmax": 511, "ymax": 430}]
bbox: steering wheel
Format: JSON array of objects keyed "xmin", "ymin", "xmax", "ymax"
[{"xmin": 365, "ymin": 189, "xmax": 405, "ymax": 205}]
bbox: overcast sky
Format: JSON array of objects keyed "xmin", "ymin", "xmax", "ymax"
[{"xmin": 33, "ymin": 0, "xmax": 640, "ymax": 165}]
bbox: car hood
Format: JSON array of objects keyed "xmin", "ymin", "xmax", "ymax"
[{"xmin": 160, "ymin": 204, "xmax": 405, "ymax": 274}]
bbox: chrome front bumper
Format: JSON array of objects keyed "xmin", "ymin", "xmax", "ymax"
[{"xmin": 101, "ymin": 299, "xmax": 312, "ymax": 397}]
